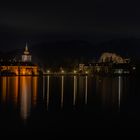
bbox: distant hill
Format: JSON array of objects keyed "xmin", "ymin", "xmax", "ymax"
[
  {"xmin": 30, "ymin": 38, "xmax": 140, "ymax": 66},
  {"xmin": 0, "ymin": 38, "xmax": 140, "ymax": 68},
  {"xmin": 96, "ymin": 38, "xmax": 140, "ymax": 59}
]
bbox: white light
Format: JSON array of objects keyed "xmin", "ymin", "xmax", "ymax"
[{"xmin": 133, "ymin": 67, "xmax": 136, "ymax": 70}]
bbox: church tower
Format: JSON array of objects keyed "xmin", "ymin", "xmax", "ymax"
[{"xmin": 22, "ymin": 43, "xmax": 32, "ymax": 62}]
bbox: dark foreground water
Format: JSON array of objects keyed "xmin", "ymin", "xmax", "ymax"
[{"xmin": 0, "ymin": 75, "xmax": 140, "ymax": 137}]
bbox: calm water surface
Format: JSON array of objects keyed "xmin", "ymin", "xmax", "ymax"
[{"xmin": 0, "ymin": 75, "xmax": 139, "ymax": 136}]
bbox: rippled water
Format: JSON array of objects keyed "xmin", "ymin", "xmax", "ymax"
[{"xmin": 0, "ymin": 75, "xmax": 139, "ymax": 136}]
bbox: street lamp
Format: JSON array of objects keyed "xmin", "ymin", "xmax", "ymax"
[
  {"xmin": 61, "ymin": 70, "xmax": 64, "ymax": 74},
  {"xmin": 85, "ymin": 71, "xmax": 88, "ymax": 74},
  {"xmin": 74, "ymin": 70, "xmax": 77, "ymax": 74},
  {"xmin": 47, "ymin": 70, "xmax": 50, "ymax": 73}
]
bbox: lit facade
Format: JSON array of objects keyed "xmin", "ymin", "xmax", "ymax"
[
  {"xmin": 22, "ymin": 44, "xmax": 32, "ymax": 62},
  {"xmin": 0, "ymin": 44, "xmax": 39, "ymax": 76}
]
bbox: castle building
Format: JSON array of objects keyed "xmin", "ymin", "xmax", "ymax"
[
  {"xmin": 0, "ymin": 44, "xmax": 39, "ymax": 76},
  {"xmin": 22, "ymin": 44, "xmax": 32, "ymax": 62}
]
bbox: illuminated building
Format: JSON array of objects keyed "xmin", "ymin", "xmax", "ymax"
[
  {"xmin": 78, "ymin": 52, "xmax": 134, "ymax": 75},
  {"xmin": 22, "ymin": 43, "xmax": 32, "ymax": 62},
  {"xmin": 0, "ymin": 44, "xmax": 39, "ymax": 76}
]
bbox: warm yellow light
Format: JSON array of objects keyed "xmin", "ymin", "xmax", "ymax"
[
  {"xmin": 74, "ymin": 70, "xmax": 77, "ymax": 74},
  {"xmin": 85, "ymin": 71, "xmax": 88, "ymax": 74},
  {"xmin": 47, "ymin": 70, "xmax": 50, "ymax": 73},
  {"xmin": 22, "ymin": 69, "xmax": 26, "ymax": 75},
  {"xmin": 61, "ymin": 70, "xmax": 64, "ymax": 73}
]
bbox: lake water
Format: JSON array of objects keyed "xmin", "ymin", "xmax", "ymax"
[{"xmin": 0, "ymin": 75, "xmax": 139, "ymax": 137}]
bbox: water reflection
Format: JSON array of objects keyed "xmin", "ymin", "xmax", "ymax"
[
  {"xmin": 85, "ymin": 76, "xmax": 88, "ymax": 105},
  {"xmin": 96, "ymin": 76, "xmax": 126, "ymax": 110},
  {"xmin": 0, "ymin": 75, "xmax": 130, "ymax": 121},
  {"xmin": 1, "ymin": 77, "xmax": 19, "ymax": 106},
  {"xmin": 0, "ymin": 76, "xmax": 38, "ymax": 121},
  {"xmin": 20, "ymin": 77, "xmax": 38, "ymax": 120},
  {"xmin": 43, "ymin": 76, "xmax": 45, "ymax": 100},
  {"xmin": 118, "ymin": 76, "xmax": 122, "ymax": 108},
  {"xmin": 1, "ymin": 77, "xmax": 7, "ymax": 103},
  {"xmin": 61, "ymin": 76, "xmax": 64, "ymax": 108},
  {"xmin": 32, "ymin": 76, "xmax": 38, "ymax": 107},
  {"xmin": 47, "ymin": 76, "xmax": 50, "ymax": 110},
  {"xmin": 73, "ymin": 76, "xmax": 77, "ymax": 106},
  {"xmin": 20, "ymin": 77, "xmax": 31, "ymax": 120}
]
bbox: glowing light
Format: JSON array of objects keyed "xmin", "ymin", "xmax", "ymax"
[
  {"xmin": 1, "ymin": 77, "xmax": 7, "ymax": 103},
  {"xmin": 85, "ymin": 76, "xmax": 88, "ymax": 104},
  {"xmin": 43, "ymin": 76, "xmax": 45, "ymax": 99},
  {"xmin": 133, "ymin": 67, "xmax": 136, "ymax": 70},
  {"xmin": 13, "ymin": 77, "xmax": 19, "ymax": 106},
  {"xmin": 85, "ymin": 71, "xmax": 88, "ymax": 74},
  {"xmin": 74, "ymin": 70, "xmax": 77, "ymax": 74},
  {"xmin": 47, "ymin": 70, "xmax": 50, "ymax": 73},
  {"xmin": 118, "ymin": 76, "xmax": 122, "ymax": 109},
  {"xmin": 20, "ymin": 77, "xmax": 31, "ymax": 121},
  {"xmin": 61, "ymin": 70, "xmax": 64, "ymax": 73},
  {"xmin": 61, "ymin": 76, "xmax": 64, "ymax": 108},
  {"xmin": 47, "ymin": 76, "xmax": 50, "ymax": 110},
  {"xmin": 73, "ymin": 76, "xmax": 77, "ymax": 106},
  {"xmin": 22, "ymin": 69, "xmax": 26, "ymax": 75},
  {"xmin": 32, "ymin": 77, "xmax": 38, "ymax": 106}
]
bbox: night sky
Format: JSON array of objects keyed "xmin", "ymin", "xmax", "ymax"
[{"xmin": 0, "ymin": 1, "xmax": 140, "ymax": 51}]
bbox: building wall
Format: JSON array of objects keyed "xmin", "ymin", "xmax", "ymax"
[
  {"xmin": 0, "ymin": 66, "xmax": 38, "ymax": 75},
  {"xmin": 22, "ymin": 55, "xmax": 32, "ymax": 62}
]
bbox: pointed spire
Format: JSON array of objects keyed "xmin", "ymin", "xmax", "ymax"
[
  {"xmin": 25, "ymin": 43, "xmax": 28, "ymax": 51},
  {"xmin": 24, "ymin": 42, "xmax": 29, "ymax": 55}
]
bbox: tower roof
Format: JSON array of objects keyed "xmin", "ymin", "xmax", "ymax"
[{"xmin": 24, "ymin": 43, "xmax": 30, "ymax": 55}]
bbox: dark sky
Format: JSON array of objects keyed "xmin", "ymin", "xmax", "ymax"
[{"xmin": 0, "ymin": 0, "xmax": 140, "ymax": 50}]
